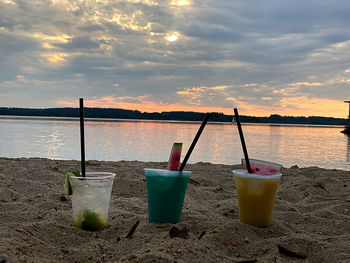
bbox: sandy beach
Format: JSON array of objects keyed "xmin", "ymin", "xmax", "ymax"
[{"xmin": 1, "ymin": 157, "xmax": 350, "ymax": 262}]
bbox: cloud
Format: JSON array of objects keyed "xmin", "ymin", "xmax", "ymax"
[
  {"xmin": 16, "ymin": 75, "xmax": 27, "ymax": 83},
  {"xmin": 209, "ymin": 85, "xmax": 230, "ymax": 90},
  {"xmin": 0, "ymin": 0, "xmax": 349, "ymax": 118},
  {"xmin": 289, "ymin": 82, "xmax": 322, "ymax": 87},
  {"xmin": 54, "ymin": 36, "xmax": 100, "ymax": 50}
]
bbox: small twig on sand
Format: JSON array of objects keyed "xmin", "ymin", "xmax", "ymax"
[
  {"xmin": 189, "ymin": 178, "xmax": 200, "ymax": 185},
  {"xmin": 126, "ymin": 220, "xmax": 140, "ymax": 239},
  {"xmin": 198, "ymin": 231, "xmax": 206, "ymax": 240},
  {"xmin": 277, "ymin": 244, "xmax": 306, "ymax": 259}
]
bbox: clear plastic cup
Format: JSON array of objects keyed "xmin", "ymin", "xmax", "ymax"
[
  {"xmin": 233, "ymin": 169, "xmax": 282, "ymax": 227},
  {"xmin": 69, "ymin": 172, "xmax": 115, "ymax": 231},
  {"xmin": 144, "ymin": 169, "xmax": 191, "ymax": 223}
]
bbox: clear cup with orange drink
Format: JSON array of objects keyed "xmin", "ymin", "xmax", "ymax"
[{"xmin": 233, "ymin": 167, "xmax": 282, "ymax": 227}]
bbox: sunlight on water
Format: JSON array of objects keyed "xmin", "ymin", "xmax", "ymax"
[{"xmin": 0, "ymin": 117, "xmax": 349, "ymax": 170}]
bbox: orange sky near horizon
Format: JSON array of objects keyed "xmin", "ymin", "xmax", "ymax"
[{"xmin": 56, "ymin": 96, "xmax": 349, "ymax": 118}]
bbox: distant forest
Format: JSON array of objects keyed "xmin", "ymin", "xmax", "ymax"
[{"xmin": 0, "ymin": 107, "xmax": 347, "ymax": 126}]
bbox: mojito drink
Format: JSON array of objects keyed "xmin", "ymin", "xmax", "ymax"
[{"xmin": 69, "ymin": 172, "xmax": 115, "ymax": 231}]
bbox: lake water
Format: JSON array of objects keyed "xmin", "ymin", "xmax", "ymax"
[{"xmin": 0, "ymin": 116, "xmax": 349, "ymax": 170}]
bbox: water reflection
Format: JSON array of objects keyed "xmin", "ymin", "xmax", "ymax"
[
  {"xmin": 46, "ymin": 127, "xmax": 65, "ymax": 159},
  {"xmin": 0, "ymin": 118, "xmax": 349, "ymax": 170}
]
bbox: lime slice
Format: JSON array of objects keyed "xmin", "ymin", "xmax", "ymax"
[
  {"xmin": 81, "ymin": 210, "xmax": 106, "ymax": 231},
  {"xmin": 65, "ymin": 171, "xmax": 80, "ymax": 195}
]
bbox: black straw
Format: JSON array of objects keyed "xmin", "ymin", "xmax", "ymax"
[
  {"xmin": 179, "ymin": 113, "xmax": 210, "ymax": 172},
  {"xmin": 79, "ymin": 98, "xmax": 86, "ymax": 177},
  {"xmin": 233, "ymin": 108, "xmax": 252, "ymax": 173}
]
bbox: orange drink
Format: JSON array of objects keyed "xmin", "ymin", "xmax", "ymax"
[{"xmin": 233, "ymin": 169, "xmax": 282, "ymax": 227}]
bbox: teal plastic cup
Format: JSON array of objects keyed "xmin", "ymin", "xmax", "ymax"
[{"xmin": 144, "ymin": 168, "xmax": 191, "ymax": 223}]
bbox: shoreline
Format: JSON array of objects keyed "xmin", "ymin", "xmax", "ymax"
[
  {"xmin": 1, "ymin": 155, "xmax": 349, "ymax": 171},
  {"xmin": 1, "ymin": 157, "xmax": 350, "ymax": 262}
]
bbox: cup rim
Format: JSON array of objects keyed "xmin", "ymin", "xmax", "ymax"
[
  {"xmin": 70, "ymin": 172, "xmax": 116, "ymax": 180},
  {"xmin": 144, "ymin": 168, "xmax": 191, "ymax": 176},
  {"xmin": 233, "ymin": 169, "xmax": 282, "ymax": 180}
]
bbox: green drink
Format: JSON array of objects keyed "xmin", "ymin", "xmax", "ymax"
[{"xmin": 145, "ymin": 169, "xmax": 191, "ymax": 223}]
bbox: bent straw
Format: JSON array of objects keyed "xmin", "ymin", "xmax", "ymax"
[
  {"xmin": 179, "ymin": 113, "xmax": 210, "ymax": 172},
  {"xmin": 233, "ymin": 108, "xmax": 252, "ymax": 173},
  {"xmin": 79, "ymin": 98, "xmax": 86, "ymax": 177}
]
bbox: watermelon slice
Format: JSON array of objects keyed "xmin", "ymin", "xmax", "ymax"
[
  {"xmin": 241, "ymin": 159, "xmax": 282, "ymax": 175},
  {"xmin": 167, "ymin": 143, "xmax": 182, "ymax": 171}
]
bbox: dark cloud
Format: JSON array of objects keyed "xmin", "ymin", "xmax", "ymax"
[
  {"xmin": 54, "ymin": 36, "xmax": 100, "ymax": 50},
  {"xmin": 78, "ymin": 24, "xmax": 106, "ymax": 33}
]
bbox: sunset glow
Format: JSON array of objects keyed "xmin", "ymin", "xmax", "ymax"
[
  {"xmin": 42, "ymin": 52, "xmax": 69, "ymax": 64},
  {"xmin": 171, "ymin": 0, "xmax": 190, "ymax": 6},
  {"xmin": 56, "ymin": 95, "xmax": 347, "ymax": 118},
  {"xmin": 233, "ymin": 97, "xmax": 347, "ymax": 118},
  {"xmin": 167, "ymin": 32, "xmax": 179, "ymax": 42},
  {"xmin": 57, "ymin": 96, "xmax": 234, "ymax": 115}
]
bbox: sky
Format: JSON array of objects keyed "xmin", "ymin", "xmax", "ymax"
[{"xmin": 1, "ymin": 0, "xmax": 350, "ymax": 118}]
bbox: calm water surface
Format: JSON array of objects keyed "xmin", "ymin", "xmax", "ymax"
[{"xmin": 0, "ymin": 116, "xmax": 349, "ymax": 170}]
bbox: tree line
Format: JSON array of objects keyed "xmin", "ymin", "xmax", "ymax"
[{"xmin": 0, "ymin": 107, "xmax": 347, "ymax": 125}]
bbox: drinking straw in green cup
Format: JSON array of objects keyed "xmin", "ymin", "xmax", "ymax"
[{"xmin": 179, "ymin": 112, "xmax": 209, "ymax": 171}]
